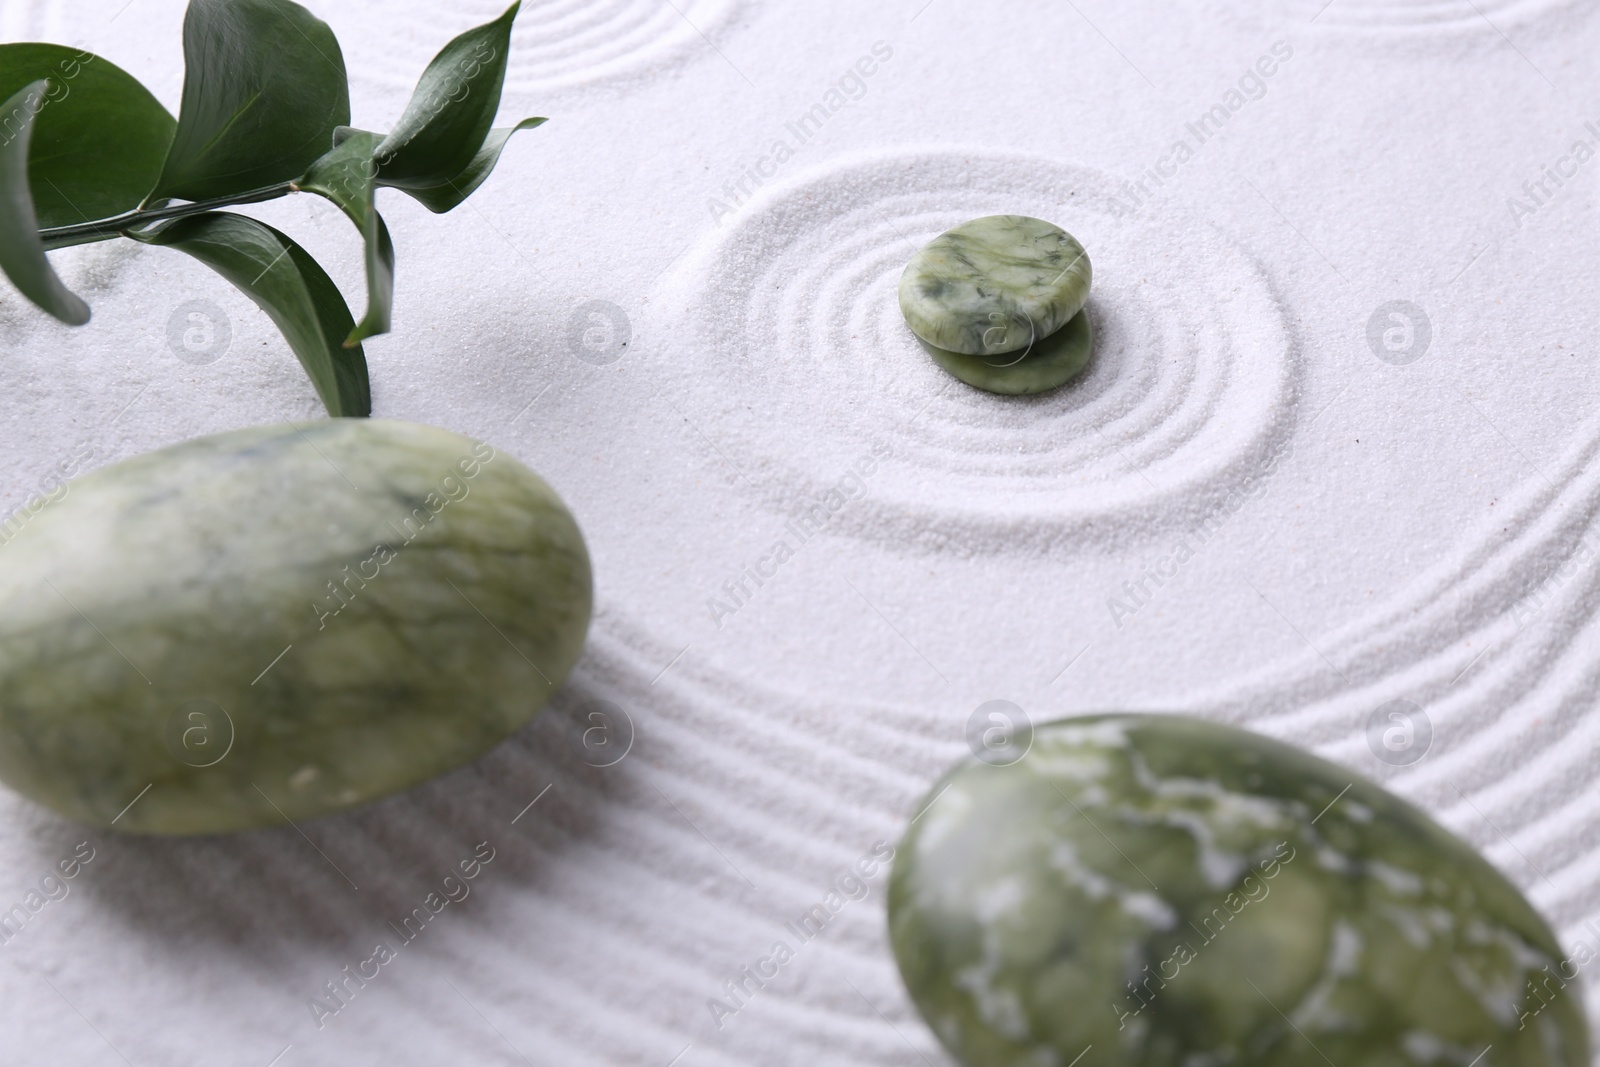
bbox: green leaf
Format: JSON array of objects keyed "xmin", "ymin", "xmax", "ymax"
[
  {"xmin": 129, "ymin": 212, "xmax": 370, "ymax": 417},
  {"xmin": 373, "ymin": 2, "xmax": 520, "ymax": 190},
  {"xmin": 151, "ymin": 0, "xmax": 350, "ymax": 203},
  {"xmin": 394, "ymin": 117, "xmax": 545, "ymax": 214},
  {"xmin": 297, "ymin": 130, "xmax": 393, "ymax": 344},
  {"xmin": 0, "ymin": 81, "xmax": 89, "ymax": 325},
  {"xmin": 0, "ymin": 44, "xmax": 175, "ymax": 229}
]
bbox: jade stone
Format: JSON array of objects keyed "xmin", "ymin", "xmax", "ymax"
[
  {"xmin": 899, "ymin": 215, "xmax": 1092, "ymax": 356},
  {"xmin": 889, "ymin": 714, "xmax": 1587, "ymax": 1067},
  {"xmin": 0, "ymin": 420, "xmax": 592, "ymax": 834},
  {"xmin": 924, "ymin": 307, "xmax": 1093, "ymax": 396}
]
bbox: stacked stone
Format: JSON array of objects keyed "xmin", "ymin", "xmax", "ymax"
[{"xmin": 899, "ymin": 215, "xmax": 1094, "ymax": 395}]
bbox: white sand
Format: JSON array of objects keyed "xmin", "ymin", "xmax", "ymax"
[{"xmin": 3, "ymin": 0, "xmax": 1600, "ymax": 1062}]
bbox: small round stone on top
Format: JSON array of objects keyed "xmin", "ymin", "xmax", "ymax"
[{"xmin": 898, "ymin": 215, "xmax": 1092, "ymax": 357}]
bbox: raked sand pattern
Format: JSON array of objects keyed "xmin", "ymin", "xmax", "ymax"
[
  {"xmin": 649, "ymin": 149, "xmax": 1298, "ymax": 556},
  {"xmin": 1204, "ymin": 0, "xmax": 1587, "ymax": 34},
  {"xmin": 349, "ymin": 0, "xmax": 746, "ymax": 99},
  {"xmin": 0, "ymin": 612, "xmax": 963, "ymax": 1066},
  {"xmin": 7, "ymin": 0, "xmax": 745, "ymax": 100},
  {"xmin": 7, "ymin": 1, "xmax": 1600, "ymax": 1066},
  {"xmin": 1180, "ymin": 403, "xmax": 1600, "ymax": 973}
]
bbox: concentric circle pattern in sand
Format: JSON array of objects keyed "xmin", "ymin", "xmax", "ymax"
[
  {"xmin": 1208, "ymin": 0, "xmax": 1584, "ymax": 34},
  {"xmin": 650, "ymin": 148, "xmax": 1298, "ymax": 555},
  {"xmin": 354, "ymin": 0, "xmax": 744, "ymax": 98},
  {"xmin": 1173, "ymin": 410, "xmax": 1600, "ymax": 988}
]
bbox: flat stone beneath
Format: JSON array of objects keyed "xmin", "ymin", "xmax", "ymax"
[
  {"xmin": 923, "ymin": 306, "xmax": 1093, "ymax": 396},
  {"xmin": 899, "ymin": 215, "xmax": 1092, "ymax": 356}
]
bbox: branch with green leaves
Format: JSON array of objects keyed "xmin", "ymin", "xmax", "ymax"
[{"xmin": 0, "ymin": 0, "xmax": 543, "ymax": 417}]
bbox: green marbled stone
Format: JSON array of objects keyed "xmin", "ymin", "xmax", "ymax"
[
  {"xmin": 0, "ymin": 420, "xmax": 592, "ymax": 834},
  {"xmin": 899, "ymin": 215, "xmax": 1092, "ymax": 357},
  {"xmin": 889, "ymin": 714, "xmax": 1587, "ymax": 1067},
  {"xmin": 924, "ymin": 307, "xmax": 1093, "ymax": 396}
]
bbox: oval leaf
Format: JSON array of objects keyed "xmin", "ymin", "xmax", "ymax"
[
  {"xmin": 297, "ymin": 130, "xmax": 393, "ymax": 344},
  {"xmin": 151, "ymin": 0, "xmax": 350, "ymax": 203},
  {"xmin": 374, "ymin": 2, "xmax": 518, "ymax": 190},
  {"xmin": 0, "ymin": 44, "xmax": 175, "ymax": 229},
  {"xmin": 0, "ymin": 81, "xmax": 89, "ymax": 325},
  {"xmin": 129, "ymin": 212, "xmax": 370, "ymax": 417},
  {"xmin": 395, "ymin": 117, "xmax": 545, "ymax": 214}
]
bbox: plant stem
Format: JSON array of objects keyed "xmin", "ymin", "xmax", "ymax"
[{"xmin": 38, "ymin": 182, "xmax": 299, "ymax": 243}]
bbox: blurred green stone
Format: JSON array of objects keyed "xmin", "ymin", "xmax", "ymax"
[
  {"xmin": 0, "ymin": 419, "xmax": 591, "ymax": 834},
  {"xmin": 889, "ymin": 714, "xmax": 1587, "ymax": 1067}
]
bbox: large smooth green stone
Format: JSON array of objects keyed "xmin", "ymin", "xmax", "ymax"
[
  {"xmin": 923, "ymin": 307, "xmax": 1093, "ymax": 396},
  {"xmin": 899, "ymin": 215, "xmax": 1092, "ymax": 357},
  {"xmin": 889, "ymin": 714, "xmax": 1587, "ymax": 1067},
  {"xmin": 0, "ymin": 420, "xmax": 592, "ymax": 834}
]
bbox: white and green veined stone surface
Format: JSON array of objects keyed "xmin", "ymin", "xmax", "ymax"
[
  {"xmin": 0, "ymin": 419, "xmax": 592, "ymax": 834},
  {"xmin": 898, "ymin": 215, "xmax": 1092, "ymax": 357},
  {"xmin": 889, "ymin": 714, "xmax": 1587, "ymax": 1067}
]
